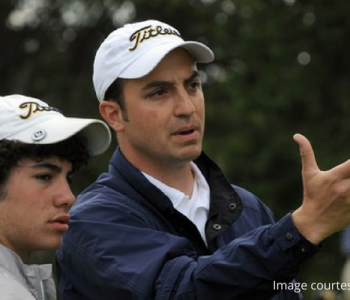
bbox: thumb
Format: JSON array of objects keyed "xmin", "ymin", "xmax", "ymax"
[{"xmin": 293, "ymin": 133, "xmax": 319, "ymax": 174}]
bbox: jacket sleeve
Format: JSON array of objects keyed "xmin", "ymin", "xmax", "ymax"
[
  {"xmin": 56, "ymin": 192, "xmax": 318, "ymax": 300},
  {"xmin": 155, "ymin": 214, "xmax": 313, "ymax": 300}
]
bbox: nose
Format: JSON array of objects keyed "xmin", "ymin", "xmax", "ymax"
[
  {"xmin": 174, "ymin": 87, "xmax": 196, "ymax": 117},
  {"xmin": 55, "ymin": 179, "xmax": 76, "ymax": 209}
]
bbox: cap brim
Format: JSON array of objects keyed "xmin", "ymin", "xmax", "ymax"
[
  {"xmin": 119, "ymin": 41, "xmax": 214, "ymax": 79},
  {"xmin": 10, "ymin": 116, "xmax": 111, "ymax": 156}
]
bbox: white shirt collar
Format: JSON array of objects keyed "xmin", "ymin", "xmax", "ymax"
[
  {"xmin": 142, "ymin": 162, "xmax": 209, "ymax": 207},
  {"xmin": 142, "ymin": 162, "xmax": 210, "ymax": 244}
]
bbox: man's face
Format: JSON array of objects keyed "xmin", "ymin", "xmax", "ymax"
[
  {"xmin": 0, "ymin": 157, "xmax": 75, "ymax": 261},
  {"xmin": 117, "ymin": 48, "xmax": 205, "ymax": 172}
]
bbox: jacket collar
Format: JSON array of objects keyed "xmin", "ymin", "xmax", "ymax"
[
  {"xmin": 108, "ymin": 148, "xmax": 243, "ymax": 253},
  {"xmin": 0, "ymin": 244, "xmax": 55, "ymax": 300}
]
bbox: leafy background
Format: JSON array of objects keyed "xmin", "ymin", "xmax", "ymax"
[{"xmin": 1, "ymin": 0, "xmax": 349, "ymax": 298}]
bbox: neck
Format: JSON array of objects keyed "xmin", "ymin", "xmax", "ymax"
[
  {"xmin": 0, "ymin": 241, "xmax": 30, "ymax": 263},
  {"xmin": 146, "ymin": 163, "xmax": 195, "ymax": 196},
  {"xmin": 121, "ymin": 151, "xmax": 195, "ymax": 195}
]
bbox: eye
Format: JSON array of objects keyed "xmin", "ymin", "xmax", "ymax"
[
  {"xmin": 149, "ymin": 88, "xmax": 166, "ymax": 98},
  {"xmin": 35, "ymin": 173, "xmax": 53, "ymax": 182},
  {"xmin": 189, "ymin": 81, "xmax": 201, "ymax": 90}
]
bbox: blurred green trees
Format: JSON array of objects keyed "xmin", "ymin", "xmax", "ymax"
[{"xmin": 1, "ymin": 0, "xmax": 349, "ymax": 298}]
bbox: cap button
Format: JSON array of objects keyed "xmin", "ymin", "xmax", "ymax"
[{"xmin": 32, "ymin": 129, "xmax": 46, "ymax": 141}]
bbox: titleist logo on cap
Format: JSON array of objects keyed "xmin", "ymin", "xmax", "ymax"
[
  {"xmin": 129, "ymin": 25, "xmax": 181, "ymax": 51},
  {"xmin": 19, "ymin": 102, "xmax": 60, "ymax": 119}
]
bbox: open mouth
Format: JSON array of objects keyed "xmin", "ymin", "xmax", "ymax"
[
  {"xmin": 177, "ymin": 129, "xmax": 195, "ymax": 135},
  {"xmin": 56, "ymin": 219, "xmax": 68, "ymax": 225}
]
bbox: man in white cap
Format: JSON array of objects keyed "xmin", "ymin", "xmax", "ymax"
[
  {"xmin": 0, "ymin": 94, "xmax": 111, "ymax": 300},
  {"xmin": 57, "ymin": 19, "xmax": 350, "ymax": 299}
]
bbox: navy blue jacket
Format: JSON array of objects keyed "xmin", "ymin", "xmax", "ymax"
[{"xmin": 56, "ymin": 148, "xmax": 319, "ymax": 300}]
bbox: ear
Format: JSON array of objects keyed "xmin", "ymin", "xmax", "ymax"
[{"xmin": 99, "ymin": 101, "xmax": 125, "ymax": 132}]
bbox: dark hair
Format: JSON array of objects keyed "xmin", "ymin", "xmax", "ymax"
[
  {"xmin": 104, "ymin": 78, "xmax": 126, "ymax": 110},
  {"xmin": 0, "ymin": 134, "xmax": 90, "ymax": 200}
]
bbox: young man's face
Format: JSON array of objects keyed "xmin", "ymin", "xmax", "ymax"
[
  {"xmin": 116, "ymin": 48, "xmax": 205, "ymax": 172},
  {"xmin": 0, "ymin": 156, "xmax": 75, "ymax": 261}
]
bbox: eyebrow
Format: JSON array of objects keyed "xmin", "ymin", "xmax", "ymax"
[
  {"xmin": 15, "ymin": 161, "xmax": 74, "ymax": 177},
  {"xmin": 30, "ymin": 162, "xmax": 74, "ymax": 176},
  {"xmin": 23, "ymin": 162, "xmax": 63, "ymax": 173},
  {"xmin": 142, "ymin": 70, "xmax": 200, "ymax": 91},
  {"xmin": 184, "ymin": 70, "xmax": 200, "ymax": 85}
]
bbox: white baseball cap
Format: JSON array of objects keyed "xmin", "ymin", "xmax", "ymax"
[
  {"xmin": 93, "ymin": 19, "xmax": 215, "ymax": 102},
  {"xmin": 0, "ymin": 94, "xmax": 111, "ymax": 155}
]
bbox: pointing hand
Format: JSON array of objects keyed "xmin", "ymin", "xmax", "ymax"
[{"xmin": 292, "ymin": 133, "xmax": 350, "ymax": 244}]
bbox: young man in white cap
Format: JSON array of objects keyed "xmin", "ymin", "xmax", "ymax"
[
  {"xmin": 0, "ymin": 94, "xmax": 111, "ymax": 300},
  {"xmin": 57, "ymin": 19, "xmax": 350, "ymax": 299}
]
